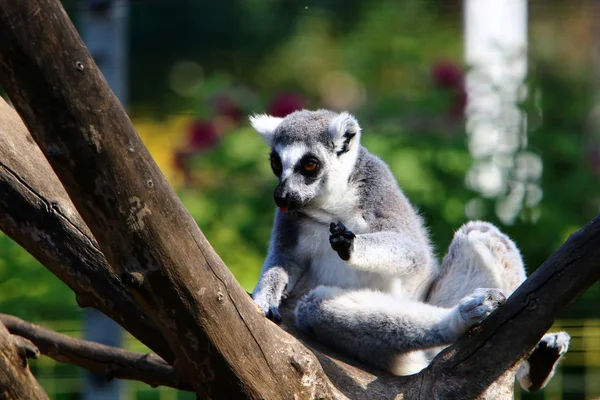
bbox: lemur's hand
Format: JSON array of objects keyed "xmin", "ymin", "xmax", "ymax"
[
  {"xmin": 263, "ymin": 303, "xmax": 283, "ymax": 323},
  {"xmin": 329, "ymin": 222, "xmax": 356, "ymax": 261},
  {"xmin": 253, "ymin": 292, "xmax": 283, "ymax": 323},
  {"xmin": 252, "ymin": 266, "xmax": 288, "ymax": 324}
]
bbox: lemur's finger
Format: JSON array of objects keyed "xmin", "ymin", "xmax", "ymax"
[
  {"xmin": 329, "ymin": 236, "xmax": 348, "ymax": 248},
  {"xmin": 267, "ymin": 307, "xmax": 282, "ymax": 324},
  {"xmin": 342, "ymin": 229, "xmax": 356, "ymax": 240},
  {"xmin": 329, "ymin": 222, "xmax": 343, "ymax": 235}
]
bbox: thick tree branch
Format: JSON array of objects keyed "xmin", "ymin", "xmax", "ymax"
[
  {"xmin": 0, "ymin": 321, "xmax": 48, "ymax": 400},
  {"xmin": 0, "ymin": 314, "xmax": 191, "ymax": 391},
  {"xmin": 0, "ymin": 97, "xmax": 174, "ymax": 363},
  {"xmin": 419, "ymin": 215, "xmax": 600, "ymax": 399},
  {"xmin": 0, "ymin": 1, "xmax": 333, "ymax": 398}
]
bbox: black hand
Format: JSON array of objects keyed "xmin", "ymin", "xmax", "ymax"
[
  {"xmin": 266, "ymin": 306, "xmax": 282, "ymax": 324},
  {"xmin": 329, "ymin": 222, "xmax": 356, "ymax": 261}
]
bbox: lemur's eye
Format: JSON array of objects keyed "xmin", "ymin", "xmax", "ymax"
[
  {"xmin": 270, "ymin": 153, "xmax": 282, "ymax": 176},
  {"xmin": 303, "ymin": 160, "xmax": 319, "ymax": 172}
]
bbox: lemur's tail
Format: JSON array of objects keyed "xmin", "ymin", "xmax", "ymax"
[{"xmin": 517, "ymin": 331, "xmax": 570, "ymax": 392}]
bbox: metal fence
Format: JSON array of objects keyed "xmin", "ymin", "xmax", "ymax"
[{"xmin": 26, "ymin": 319, "xmax": 600, "ymax": 399}]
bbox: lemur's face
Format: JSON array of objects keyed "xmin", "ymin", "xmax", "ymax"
[{"xmin": 250, "ymin": 109, "xmax": 361, "ymax": 212}]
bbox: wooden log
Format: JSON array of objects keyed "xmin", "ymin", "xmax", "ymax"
[
  {"xmin": 0, "ymin": 1, "xmax": 333, "ymax": 398},
  {"xmin": 0, "ymin": 314, "xmax": 190, "ymax": 391},
  {"xmin": 0, "ymin": 97, "xmax": 174, "ymax": 363},
  {"xmin": 0, "ymin": 321, "xmax": 48, "ymax": 400}
]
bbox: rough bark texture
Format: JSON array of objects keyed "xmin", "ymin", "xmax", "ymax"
[
  {"xmin": 0, "ymin": 321, "xmax": 48, "ymax": 400},
  {"xmin": 0, "ymin": 314, "xmax": 189, "ymax": 391},
  {"xmin": 0, "ymin": 0, "xmax": 598, "ymax": 399},
  {"xmin": 0, "ymin": 97, "xmax": 174, "ymax": 363},
  {"xmin": 0, "ymin": 1, "xmax": 333, "ymax": 398}
]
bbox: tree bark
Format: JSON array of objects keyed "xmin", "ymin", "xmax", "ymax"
[
  {"xmin": 0, "ymin": 314, "xmax": 190, "ymax": 391},
  {"xmin": 0, "ymin": 97, "xmax": 174, "ymax": 363},
  {"xmin": 0, "ymin": 321, "xmax": 48, "ymax": 400},
  {"xmin": 0, "ymin": 0, "xmax": 598, "ymax": 399},
  {"xmin": 0, "ymin": 1, "xmax": 333, "ymax": 398}
]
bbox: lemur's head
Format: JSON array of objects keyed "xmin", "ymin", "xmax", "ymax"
[{"xmin": 250, "ymin": 109, "xmax": 361, "ymax": 212}]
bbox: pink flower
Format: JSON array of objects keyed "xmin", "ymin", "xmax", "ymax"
[
  {"xmin": 432, "ymin": 60, "xmax": 467, "ymax": 119},
  {"xmin": 187, "ymin": 120, "xmax": 219, "ymax": 151},
  {"xmin": 432, "ymin": 61, "xmax": 464, "ymax": 89},
  {"xmin": 268, "ymin": 92, "xmax": 305, "ymax": 118},
  {"xmin": 213, "ymin": 95, "xmax": 243, "ymax": 124}
]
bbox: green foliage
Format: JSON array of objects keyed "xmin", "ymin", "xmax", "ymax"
[{"xmin": 0, "ymin": 233, "xmax": 80, "ymax": 321}]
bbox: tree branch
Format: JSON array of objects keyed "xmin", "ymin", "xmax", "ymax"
[
  {"xmin": 0, "ymin": 314, "xmax": 191, "ymax": 391},
  {"xmin": 0, "ymin": 320, "xmax": 48, "ymax": 399},
  {"xmin": 0, "ymin": 1, "xmax": 333, "ymax": 398},
  {"xmin": 420, "ymin": 215, "xmax": 600, "ymax": 399},
  {"xmin": 0, "ymin": 97, "xmax": 174, "ymax": 363}
]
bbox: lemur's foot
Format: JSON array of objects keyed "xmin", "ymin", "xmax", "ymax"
[
  {"xmin": 329, "ymin": 222, "xmax": 356, "ymax": 261},
  {"xmin": 518, "ymin": 331, "xmax": 570, "ymax": 392},
  {"xmin": 457, "ymin": 288, "xmax": 505, "ymax": 330}
]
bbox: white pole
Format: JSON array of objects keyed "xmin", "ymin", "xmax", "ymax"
[
  {"xmin": 80, "ymin": 1, "xmax": 128, "ymax": 399},
  {"xmin": 464, "ymin": 0, "xmax": 530, "ymax": 224}
]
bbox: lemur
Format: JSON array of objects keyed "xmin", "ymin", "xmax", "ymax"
[{"xmin": 250, "ymin": 109, "xmax": 569, "ymax": 391}]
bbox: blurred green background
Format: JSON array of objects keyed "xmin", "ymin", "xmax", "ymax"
[{"xmin": 1, "ymin": 0, "xmax": 599, "ymax": 398}]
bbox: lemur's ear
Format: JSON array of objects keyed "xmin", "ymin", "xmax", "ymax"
[
  {"xmin": 329, "ymin": 112, "xmax": 361, "ymax": 156},
  {"xmin": 249, "ymin": 114, "xmax": 283, "ymax": 146}
]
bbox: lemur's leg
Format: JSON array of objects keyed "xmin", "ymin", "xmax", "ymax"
[
  {"xmin": 252, "ymin": 262, "xmax": 302, "ymax": 323},
  {"xmin": 252, "ymin": 213, "xmax": 305, "ymax": 323},
  {"xmin": 428, "ymin": 221, "xmax": 526, "ymax": 307},
  {"xmin": 252, "ymin": 241, "xmax": 304, "ymax": 323},
  {"xmin": 428, "ymin": 221, "xmax": 570, "ymax": 392},
  {"xmin": 295, "ymin": 285, "xmax": 505, "ymax": 376}
]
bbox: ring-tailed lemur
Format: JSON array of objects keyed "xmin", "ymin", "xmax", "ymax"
[{"xmin": 249, "ymin": 109, "xmax": 569, "ymax": 390}]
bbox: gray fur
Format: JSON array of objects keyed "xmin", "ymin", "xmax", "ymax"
[
  {"xmin": 295, "ymin": 286, "xmax": 505, "ymax": 375},
  {"xmin": 250, "ymin": 109, "xmax": 437, "ymax": 318},
  {"xmin": 249, "ymin": 109, "xmax": 569, "ymax": 388}
]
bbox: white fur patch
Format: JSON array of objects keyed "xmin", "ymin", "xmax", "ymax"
[
  {"xmin": 389, "ymin": 351, "xmax": 430, "ymax": 376},
  {"xmin": 328, "ymin": 111, "xmax": 361, "ymax": 151},
  {"xmin": 249, "ymin": 114, "xmax": 283, "ymax": 145},
  {"xmin": 275, "ymin": 142, "xmax": 308, "ymax": 180},
  {"xmin": 516, "ymin": 361, "xmax": 532, "ymax": 391}
]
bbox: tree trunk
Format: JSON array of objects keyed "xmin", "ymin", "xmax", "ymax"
[
  {"xmin": 0, "ymin": 1, "xmax": 333, "ymax": 398},
  {"xmin": 0, "ymin": 321, "xmax": 48, "ymax": 400},
  {"xmin": 0, "ymin": 97, "xmax": 174, "ymax": 363},
  {"xmin": 0, "ymin": 0, "xmax": 598, "ymax": 399}
]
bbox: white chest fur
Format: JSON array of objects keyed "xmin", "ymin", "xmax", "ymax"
[{"xmin": 294, "ymin": 217, "xmax": 399, "ymax": 293}]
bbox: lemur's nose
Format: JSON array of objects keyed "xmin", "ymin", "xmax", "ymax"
[
  {"xmin": 274, "ymin": 184, "xmax": 290, "ymax": 210},
  {"xmin": 274, "ymin": 192, "xmax": 289, "ymax": 208}
]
